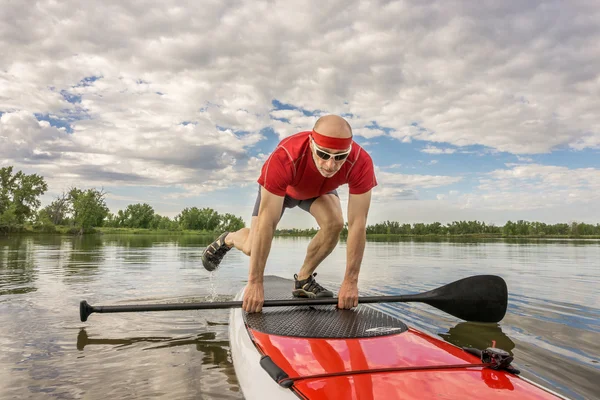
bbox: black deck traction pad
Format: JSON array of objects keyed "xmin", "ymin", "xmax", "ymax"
[{"xmin": 243, "ymin": 276, "xmax": 408, "ymax": 338}]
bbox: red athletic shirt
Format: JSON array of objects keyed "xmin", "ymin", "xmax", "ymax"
[{"xmin": 257, "ymin": 131, "xmax": 377, "ymax": 200}]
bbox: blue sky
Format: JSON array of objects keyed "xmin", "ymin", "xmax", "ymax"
[{"xmin": 1, "ymin": 0, "xmax": 599, "ymax": 229}]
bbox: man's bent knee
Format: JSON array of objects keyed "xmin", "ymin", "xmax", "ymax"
[{"xmin": 322, "ymin": 219, "xmax": 344, "ymax": 236}]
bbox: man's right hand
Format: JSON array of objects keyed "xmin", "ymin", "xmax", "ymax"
[{"xmin": 243, "ymin": 282, "xmax": 265, "ymax": 313}]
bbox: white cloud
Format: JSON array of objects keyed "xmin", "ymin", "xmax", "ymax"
[
  {"xmin": 381, "ymin": 163, "xmax": 402, "ymax": 169},
  {"xmin": 377, "ymin": 170, "xmax": 463, "ymax": 189},
  {"xmin": 517, "ymin": 155, "xmax": 534, "ymax": 162},
  {"xmin": 421, "ymin": 145, "xmax": 456, "ymax": 155},
  {"xmin": 2, "ymin": 1, "xmax": 598, "ymax": 153},
  {"xmin": 0, "ymin": 111, "xmax": 72, "ymax": 160},
  {"xmin": 353, "ymin": 126, "xmax": 388, "ymax": 139},
  {"xmin": 1, "ymin": 0, "xmax": 599, "ymax": 222},
  {"xmin": 371, "ymin": 169, "xmax": 463, "ymax": 202},
  {"xmin": 0, "ymin": 108, "xmax": 264, "ymax": 196},
  {"xmin": 455, "ymin": 164, "xmax": 600, "ymax": 210}
]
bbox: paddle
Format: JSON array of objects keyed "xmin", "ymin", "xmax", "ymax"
[{"xmin": 79, "ymin": 274, "xmax": 507, "ymax": 323}]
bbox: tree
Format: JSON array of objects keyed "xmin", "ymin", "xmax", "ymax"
[
  {"xmin": 177, "ymin": 207, "xmax": 202, "ymax": 230},
  {"xmin": 149, "ymin": 214, "xmax": 178, "ymax": 230},
  {"xmin": 33, "ymin": 208, "xmax": 56, "ymax": 232},
  {"xmin": 218, "ymin": 213, "xmax": 245, "ymax": 232},
  {"xmin": 120, "ymin": 203, "xmax": 155, "ymax": 228},
  {"xmin": 69, "ymin": 187, "xmax": 109, "ymax": 230},
  {"xmin": 0, "ymin": 166, "xmax": 48, "ymax": 224},
  {"xmin": 40, "ymin": 191, "xmax": 71, "ymax": 225},
  {"xmin": 0, "ymin": 204, "xmax": 19, "ymax": 226},
  {"xmin": 104, "ymin": 212, "xmax": 118, "ymax": 227},
  {"xmin": 177, "ymin": 207, "xmax": 221, "ymax": 231}
]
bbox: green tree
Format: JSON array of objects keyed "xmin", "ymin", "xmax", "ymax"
[
  {"xmin": 40, "ymin": 192, "xmax": 71, "ymax": 225},
  {"xmin": 104, "ymin": 212, "xmax": 118, "ymax": 227},
  {"xmin": 0, "ymin": 166, "xmax": 48, "ymax": 224},
  {"xmin": 177, "ymin": 207, "xmax": 221, "ymax": 231},
  {"xmin": 218, "ymin": 213, "xmax": 245, "ymax": 232},
  {"xmin": 412, "ymin": 223, "xmax": 427, "ymax": 235},
  {"xmin": 0, "ymin": 204, "xmax": 19, "ymax": 226},
  {"xmin": 120, "ymin": 203, "xmax": 155, "ymax": 228},
  {"xmin": 69, "ymin": 187, "xmax": 109, "ymax": 230},
  {"xmin": 33, "ymin": 208, "xmax": 56, "ymax": 232},
  {"xmin": 177, "ymin": 207, "xmax": 202, "ymax": 230},
  {"xmin": 149, "ymin": 214, "xmax": 178, "ymax": 230},
  {"xmin": 427, "ymin": 222, "xmax": 443, "ymax": 235}
]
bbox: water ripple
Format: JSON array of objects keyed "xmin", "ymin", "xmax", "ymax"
[{"xmin": 0, "ymin": 234, "xmax": 597, "ymax": 400}]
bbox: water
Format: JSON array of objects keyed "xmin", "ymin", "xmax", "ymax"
[{"xmin": 0, "ymin": 234, "xmax": 598, "ymax": 399}]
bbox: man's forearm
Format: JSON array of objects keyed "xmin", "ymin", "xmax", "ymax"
[
  {"xmin": 345, "ymin": 221, "xmax": 366, "ymax": 283},
  {"xmin": 248, "ymin": 214, "xmax": 277, "ymax": 284}
]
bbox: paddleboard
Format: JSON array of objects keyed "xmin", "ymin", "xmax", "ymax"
[{"xmin": 229, "ymin": 275, "xmax": 570, "ymax": 399}]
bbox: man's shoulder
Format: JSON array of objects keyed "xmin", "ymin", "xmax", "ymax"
[
  {"xmin": 274, "ymin": 131, "xmax": 310, "ymax": 157},
  {"xmin": 349, "ymin": 141, "xmax": 374, "ymax": 163},
  {"xmin": 278, "ymin": 131, "xmax": 311, "ymax": 147}
]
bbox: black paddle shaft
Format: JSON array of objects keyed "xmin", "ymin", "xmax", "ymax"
[{"xmin": 79, "ymin": 275, "xmax": 507, "ymax": 323}]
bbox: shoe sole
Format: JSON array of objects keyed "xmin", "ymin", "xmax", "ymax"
[
  {"xmin": 201, "ymin": 252, "xmax": 219, "ymax": 272},
  {"xmin": 292, "ymin": 289, "xmax": 333, "ymax": 298},
  {"xmin": 201, "ymin": 232, "xmax": 231, "ymax": 272}
]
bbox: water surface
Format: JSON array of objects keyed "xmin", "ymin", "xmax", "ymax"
[{"xmin": 0, "ymin": 234, "xmax": 598, "ymax": 399}]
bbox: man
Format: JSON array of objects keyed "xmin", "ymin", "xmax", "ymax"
[{"xmin": 201, "ymin": 115, "xmax": 377, "ymax": 313}]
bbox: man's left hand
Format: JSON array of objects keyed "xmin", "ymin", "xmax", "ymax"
[{"xmin": 337, "ymin": 280, "xmax": 359, "ymax": 309}]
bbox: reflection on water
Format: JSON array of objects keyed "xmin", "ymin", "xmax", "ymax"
[
  {"xmin": 0, "ymin": 236, "xmax": 37, "ymax": 296},
  {"xmin": 102, "ymin": 234, "xmax": 215, "ymax": 248},
  {"xmin": 76, "ymin": 329, "xmax": 172, "ymax": 351},
  {"xmin": 0, "ymin": 234, "xmax": 598, "ymax": 400},
  {"xmin": 64, "ymin": 236, "xmax": 105, "ymax": 277},
  {"xmin": 439, "ymin": 322, "xmax": 516, "ymax": 354},
  {"xmin": 363, "ymin": 235, "xmax": 600, "ymax": 246},
  {"xmin": 76, "ymin": 328, "xmax": 239, "ymax": 389}
]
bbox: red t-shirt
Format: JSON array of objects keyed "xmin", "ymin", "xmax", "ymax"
[{"xmin": 257, "ymin": 131, "xmax": 377, "ymax": 200}]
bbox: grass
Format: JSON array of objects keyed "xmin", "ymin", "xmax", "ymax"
[
  {"xmin": 3, "ymin": 225, "xmax": 600, "ymax": 240},
  {"xmin": 1, "ymin": 225, "xmax": 214, "ymax": 236},
  {"xmin": 1, "ymin": 224, "xmax": 76, "ymax": 235},
  {"xmin": 96, "ymin": 227, "xmax": 214, "ymax": 235},
  {"xmin": 363, "ymin": 233, "xmax": 600, "ymax": 239}
]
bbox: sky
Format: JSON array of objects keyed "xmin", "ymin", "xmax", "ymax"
[{"xmin": 1, "ymin": 0, "xmax": 599, "ymax": 229}]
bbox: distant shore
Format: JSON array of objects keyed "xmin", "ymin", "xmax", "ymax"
[{"xmin": 3, "ymin": 225, "xmax": 599, "ymax": 240}]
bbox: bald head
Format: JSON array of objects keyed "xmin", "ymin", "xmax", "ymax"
[{"xmin": 313, "ymin": 115, "xmax": 352, "ymax": 139}]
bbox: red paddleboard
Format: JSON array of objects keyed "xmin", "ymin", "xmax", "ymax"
[{"xmin": 229, "ymin": 276, "xmax": 570, "ymax": 400}]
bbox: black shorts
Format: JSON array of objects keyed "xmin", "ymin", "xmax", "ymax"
[{"xmin": 252, "ymin": 185, "xmax": 339, "ymax": 217}]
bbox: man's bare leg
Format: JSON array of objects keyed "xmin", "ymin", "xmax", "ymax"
[
  {"xmin": 296, "ymin": 194, "xmax": 344, "ymax": 280},
  {"xmin": 225, "ymin": 216, "xmax": 258, "ymax": 256}
]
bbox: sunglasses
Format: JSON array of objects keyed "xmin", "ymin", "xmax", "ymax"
[{"xmin": 311, "ymin": 137, "xmax": 352, "ymax": 161}]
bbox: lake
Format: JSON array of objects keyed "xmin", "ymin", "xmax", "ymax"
[{"xmin": 0, "ymin": 234, "xmax": 598, "ymax": 399}]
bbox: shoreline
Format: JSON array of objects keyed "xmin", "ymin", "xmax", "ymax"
[{"xmin": 2, "ymin": 226, "xmax": 599, "ymax": 240}]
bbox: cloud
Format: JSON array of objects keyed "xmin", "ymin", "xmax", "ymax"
[
  {"xmin": 372, "ymin": 169, "xmax": 463, "ymax": 201},
  {"xmin": 421, "ymin": 145, "xmax": 456, "ymax": 155},
  {"xmin": 0, "ymin": 111, "xmax": 71, "ymax": 161},
  {"xmin": 0, "ymin": 109, "xmax": 264, "ymax": 194},
  {"xmin": 381, "ymin": 163, "xmax": 402, "ymax": 169},
  {"xmin": 456, "ymin": 163, "xmax": 600, "ymax": 210},
  {"xmin": 517, "ymin": 155, "xmax": 534, "ymax": 162},
  {"xmin": 1, "ymin": 0, "xmax": 599, "ymax": 210}
]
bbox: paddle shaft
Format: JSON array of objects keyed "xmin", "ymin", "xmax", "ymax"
[
  {"xmin": 80, "ymin": 275, "xmax": 508, "ymax": 323},
  {"xmin": 81, "ymin": 294, "xmax": 423, "ymax": 320}
]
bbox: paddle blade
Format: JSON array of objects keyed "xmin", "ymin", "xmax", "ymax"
[
  {"xmin": 413, "ymin": 275, "xmax": 508, "ymax": 323},
  {"xmin": 80, "ymin": 300, "xmax": 94, "ymax": 322}
]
